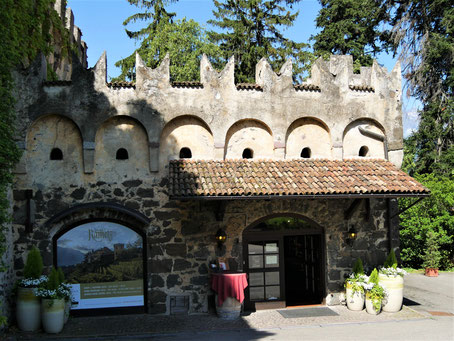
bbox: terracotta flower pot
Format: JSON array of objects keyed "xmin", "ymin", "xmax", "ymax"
[
  {"xmin": 16, "ymin": 287, "xmax": 41, "ymax": 332},
  {"xmin": 425, "ymin": 268, "xmax": 439, "ymax": 277}
]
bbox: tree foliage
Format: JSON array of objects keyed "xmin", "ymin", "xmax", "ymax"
[
  {"xmin": 312, "ymin": 0, "xmax": 389, "ymax": 71},
  {"xmin": 208, "ymin": 0, "xmax": 313, "ymax": 83},
  {"xmin": 115, "ymin": 1, "xmax": 221, "ymax": 81},
  {"xmin": 385, "ymin": 0, "xmax": 453, "ymax": 175},
  {"xmin": 399, "ymin": 174, "xmax": 454, "ymax": 270}
]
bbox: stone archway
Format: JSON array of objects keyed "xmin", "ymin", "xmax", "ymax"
[
  {"xmin": 242, "ymin": 215, "xmax": 326, "ymax": 310},
  {"xmin": 49, "ymin": 203, "xmax": 150, "ymax": 315}
]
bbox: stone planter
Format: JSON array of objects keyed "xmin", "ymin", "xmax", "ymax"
[
  {"xmin": 365, "ymin": 293, "xmax": 381, "ymax": 315},
  {"xmin": 379, "ymin": 273, "xmax": 403, "ymax": 312},
  {"xmin": 215, "ymin": 295, "xmax": 242, "ymax": 320},
  {"xmin": 16, "ymin": 287, "xmax": 41, "ymax": 332},
  {"xmin": 345, "ymin": 282, "xmax": 365, "ymax": 311},
  {"xmin": 64, "ymin": 300, "xmax": 71, "ymax": 324},
  {"xmin": 41, "ymin": 298, "xmax": 65, "ymax": 333}
]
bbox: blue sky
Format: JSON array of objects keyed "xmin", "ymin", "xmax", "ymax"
[{"xmin": 67, "ymin": 0, "xmax": 419, "ymax": 136}]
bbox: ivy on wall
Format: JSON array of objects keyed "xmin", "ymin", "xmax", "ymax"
[{"xmin": 0, "ymin": 0, "xmax": 71, "ymax": 273}]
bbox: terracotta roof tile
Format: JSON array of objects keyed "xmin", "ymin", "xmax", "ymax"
[
  {"xmin": 168, "ymin": 159, "xmax": 429, "ymax": 198},
  {"xmin": 349, "ymin": 85, "xmax": 375, "ymax": 92},
  {"xmin": 171, "ymin": 81, "xmax": 203, "ymax": 89},
  {"xmin": 294, "ymin": 84, "xmax": 321, "ymax": 92},
  {"xmin": 236, "ymin": 83, "xmax": 263, "ymax": 91},
  {"xmin": 107, "ymin": 81, "xmax": 136, "ymax": 89}
]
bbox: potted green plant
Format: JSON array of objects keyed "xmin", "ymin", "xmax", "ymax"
[
  {"xmin": 16, "ymin": 246, "xmax": 46, "ymax": 332},
  {"xmin": 37, "ymin": 267, "xmax": 65, "ymax": 333},
  {"xmin": 379, "ymin": 249, "xmax": 406, "ymax": 312},
  {"xmin": 423, "ymin": 230, "xmax": 441, "ymax": 277},
  {"xmin": 345, "ymin": 258, "xmax": 367, "ymax": 311},
  {"xmin": 364, "ymin": 268, "xmax": 386, "ymax": 315}
]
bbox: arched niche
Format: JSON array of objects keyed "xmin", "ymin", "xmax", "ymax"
[
  {"xmin": 285, "ymin": 118, "xmax": 331, "ymax": 159},
  {"xmin": 242, "ymin": 214, "xmax": 325, "ymax": 309},
  {"xmin": 95, "ymin": 116, "xmax": 149, "ymax": 180},
  {"xmin": 343, "ymin": 119, "xmax": 386, "ymax": 159},
  {"xmin": 48, "ymin": 203, "xmax": 150, "ymax": 313},
  {"xmin": 26, "ymin": 114, "xmax": 83, "ymax": 186},
  {"xmin": 225, "ymin": 119, "xmax": 273, "ymax": 159},
  {"xmin": 159, "ymin": 115, "xmax": 214, "ymax": 169}
]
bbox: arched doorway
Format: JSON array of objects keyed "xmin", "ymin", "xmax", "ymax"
[
  {"xmin": 243, "ymin": 216, "xmax": 325, "ymax": 310},
  {"xmin": 53, "ymin": 220, "xmax": 146, "ymax": 315}
]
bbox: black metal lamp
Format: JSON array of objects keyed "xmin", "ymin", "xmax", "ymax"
[
  {"xmin": 347, "ymin": 226, "xmax": 357, "ymax": 246},
  {"xmin": 215, "ymin": 228, "xmax": 227, "ymax": 247}
]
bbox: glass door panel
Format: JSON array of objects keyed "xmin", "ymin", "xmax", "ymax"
[{"xmin": 247, "ymin": 241, "xmax": 281, "ymax": 302}]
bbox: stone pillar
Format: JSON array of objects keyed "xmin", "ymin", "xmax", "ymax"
[{"xmin": 83, "ymin": 141, "xmax": 95, "ymax": 174}]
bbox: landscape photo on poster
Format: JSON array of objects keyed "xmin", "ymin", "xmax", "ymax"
[{"xmin": 57, "ymin": 222, "xmax": 143, "ymax": 285}]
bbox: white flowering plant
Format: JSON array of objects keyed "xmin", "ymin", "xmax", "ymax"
[
  {"xmin": 379, "ymin": 267, "xmax": 407, "ymax": 277},
  {"xmin": 57, "ymin": 283, "xmax": 73, "ymax": 302},
  {"xmin": 379, "ymin": 249, "xmax": 407, "ymax": 277},
  {"xmin": 345, "ymin": 273, "xmax": 369, "ymax": 294},
  {"xmin": 365, "ymin": 268, "xmax": 387, "ymax": 310},
  {"xmin": 17, "ymin": 275, "xmax": 48, "ymax": 288},
  {"xmin": 345, "ymin": 258, "xmax": 369, "ymax": 295}
]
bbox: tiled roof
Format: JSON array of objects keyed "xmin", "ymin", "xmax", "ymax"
[
  {"xmin": 43, "ymin": 80, "xmax": 72, "ymax": 86},
  {"xmin": 107, "ymin": 81, "xmax": 136, "ymax": 89},
  {"xmin": 168, "ymin": 159, "xmax": 429, "ymax": 198},
  {"xmin": 294, "ymin": 84, "xmax": 321, "ymax": 92},
  {"xmin": 236, "ymin": 83, "xmax": 263, "ymax": 91},
  {"xmin": 172, "ymin": 81, "xmax": 203, "ymax": 88},
  {"xmin": 349, "ymin": 85, "xmax": 375, "ymax": 92}
]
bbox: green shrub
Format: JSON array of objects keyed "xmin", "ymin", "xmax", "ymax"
[
  {"xmin": 23, "ymin": 246, "xmax": 43, "ymax": 279},
  {"xmin": 57, "ymin": 267, "xmax": 65, "ymax": 284},
  {"xmin": 352, "ymin": 258, "xmax": 364, "ymax": 275},
  {"xmin": 369, "ymin": 268, "xmax": 379, "ymax": 285},
  {"xmin": 47, "ymin": 267, "xmax": 60, "ymax": 291},
  {"xmin": 399, "ymin": 174, "xmax": 454, "ymax": 269},
  {"xmin": 384, "ymin": 249, "xmax": 398, "ymax": 269},
  {"xmin": 422, "ymin": 230, "xmax": 442, "ymax": 269}
]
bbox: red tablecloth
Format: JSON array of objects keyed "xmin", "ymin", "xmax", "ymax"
[{"xmin": 211, "ymin": 273, "xmax": 248, "ymax": 306}]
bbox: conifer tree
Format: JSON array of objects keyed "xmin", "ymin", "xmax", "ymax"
[
  {"xmin": 115, "ymin": 0, "xmax": 176, "ymax": 81},
  {"xmin": 208, "ymin": 0, "xmax": 312, "ymax": 83},
  {"xmin": 385, "ymin": 0, "xmax": 453, "ymax": 176},
  {"xmin": 312, "ymin": 0, "xmax": 389, "ymax": 71},
  {"xmin": 115, "ymin": 1, "xmax": 220, "ymax": 81}
]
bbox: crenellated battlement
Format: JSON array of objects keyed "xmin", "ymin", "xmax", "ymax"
[
  {"xmin": 91, "ymin": 52, "xmax": 400, "ymax": 97},
  {"xmin": 47, "ymin": 0, "xmax": 88, "ymax": 80}
]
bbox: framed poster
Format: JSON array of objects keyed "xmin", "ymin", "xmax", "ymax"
[{"xmin": 56, "ymin": 221, "xmax": 144, "ymax": 310}]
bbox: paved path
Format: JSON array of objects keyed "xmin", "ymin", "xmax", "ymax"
[{"xmin": 6, "ymin": 273, "xmax": 454, "ymax": 340}]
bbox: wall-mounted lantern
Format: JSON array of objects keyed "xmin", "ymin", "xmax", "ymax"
[
  {"xmin": 347, "ymin": 226, "xmax": 357, "ymax": 246},
  {"xmin": 215, "ymin": 228, "xmax": 227, "ymax": 247}
]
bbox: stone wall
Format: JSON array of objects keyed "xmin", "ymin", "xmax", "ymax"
[
  {"xmin": 10, "ymin": 49, "xmax": 403, "ymax": 315},
  {"xmin": 11, "ymin": 174, "xmax": 393, "ymax": 313},
  {"xmin": 0, "ymin": 189, "xmax": 15, "ymax": 329}
]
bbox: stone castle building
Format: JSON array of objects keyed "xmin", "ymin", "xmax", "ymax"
[{"xmin": 4, "ymin": 1, "xmax": 429, "ymax": 317}]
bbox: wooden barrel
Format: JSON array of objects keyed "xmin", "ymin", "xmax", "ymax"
[{"xmin": 215, "ymin": 295, "xmax": 242, "ymax": 320}]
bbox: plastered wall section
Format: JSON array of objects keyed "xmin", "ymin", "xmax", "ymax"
[{"xmin": 13, "ymin": 53, "xmax": 403, "ymax": 183}]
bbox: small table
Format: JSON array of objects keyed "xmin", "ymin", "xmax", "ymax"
[{"xmin": 211, "ymin": 272, "xmax": 248, "ymax": 319}]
